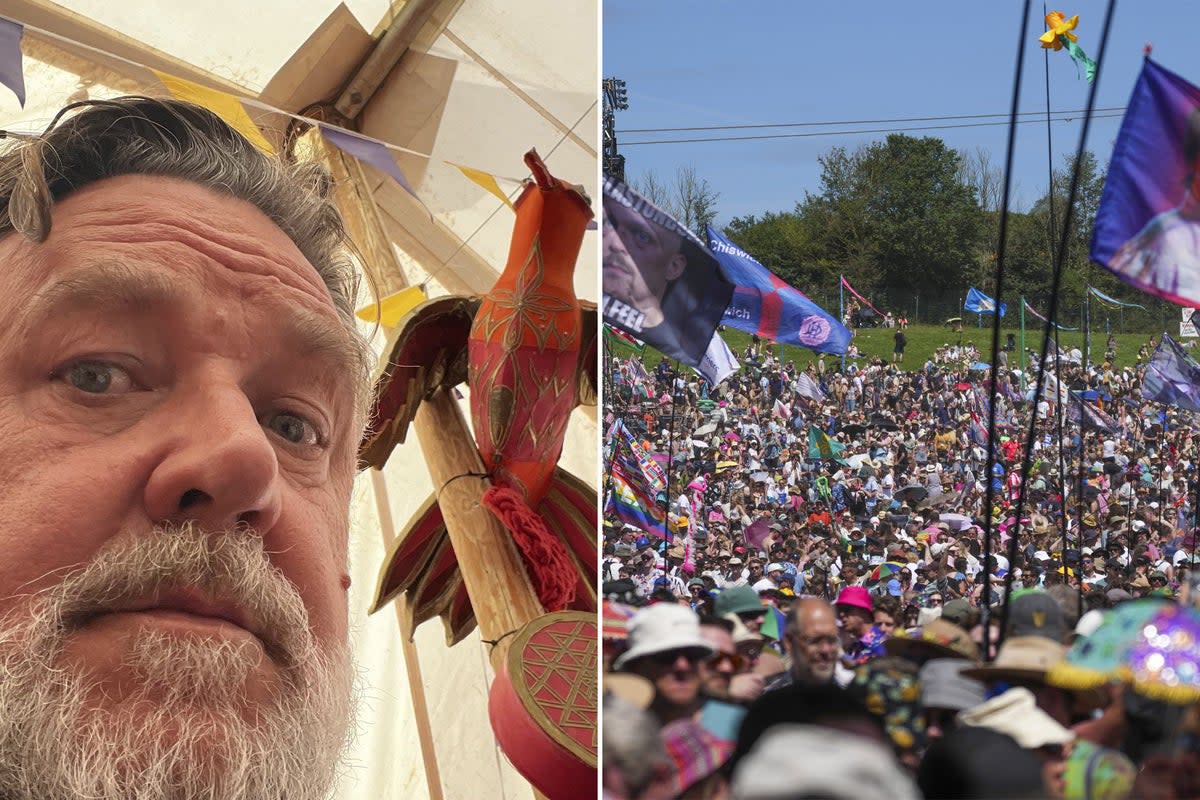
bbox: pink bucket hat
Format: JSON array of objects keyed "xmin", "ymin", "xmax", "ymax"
[{"xmin": 834, "ymin": 585, "xmax": 874, "ymax": 612}]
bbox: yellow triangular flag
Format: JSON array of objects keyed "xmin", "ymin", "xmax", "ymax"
[
  {"xmin": 451, "ymin": 162, "xmax": 514, "ymax": 208},
  {"xmin": 355, "ymin": 285, "xmax": 427, "ymax": 328},
  {"xmin": 152, "ymin": 70, "xmax": 275, "ymax": 154}
]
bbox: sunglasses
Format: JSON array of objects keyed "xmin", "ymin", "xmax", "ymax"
[{"xmin": 707, "ymin": 651, "xmax": 747, "ymax": 672}]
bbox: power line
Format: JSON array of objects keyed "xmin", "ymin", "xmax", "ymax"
[
  {"xmin": 619, "ymin": 106, "xmax": 1126, "ymax": 134},
  {"xmin": 620, "ymin": 113, "xmax": 1125, "ymax": 146}
]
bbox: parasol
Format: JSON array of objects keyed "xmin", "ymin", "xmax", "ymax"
[
  {"xmin": 602, "ymin": 600, "xmax": 637, "ymax": 642},
  {"xmin": 1046, "ymin": 599, "xmax": 1172, "ymax": 691},
  {"xmin": 840, "ymin": 423, "xmax": 868, "ymax": 437},
  {"xmin": 894, "ymin": 485, "xmax": 929, "ymax": 503},
  {"xmin": 715, "ymin": 460, "xmax": 739, "ymax": 473},
  {"xmin": 759, "ymin": 605, "xmax": 788, "ymax": 641},
  {"xmin": 938, "ymin": 513, "xmax": 973, "ymax": 531},
  {"xmin": 970, "ymin": 362, "xmax": 991, "ymax": 372},
  {"xmin": 694, "ymin": 423, "xmax": 718, "ymax": 437},
  {"xmin": 867, "ymin": 561, "xmax": 908, "ymax": 584}
]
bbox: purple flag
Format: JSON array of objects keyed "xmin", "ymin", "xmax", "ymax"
[
  {"xmin": 317, "ymin": 123, "xmax": 418, "ymax": 199},
  {"xmin": 1093, "ymin": 59, "xmax": 1200, "ymax": 306},
  {"xmin": 0, "ymin": 19, "xmax": 25, "ymax": 108},
  {"xmin": 744, "ymin": 517, "xmax": 772, "ymax": 551}
]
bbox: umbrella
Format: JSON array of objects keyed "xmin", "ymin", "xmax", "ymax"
[
  {"xmin": 939, "ymin": 513, "xmax": 972, "ymax": 531},
  {"xmin": 694, "ymin": 423, "xmax": 718, "ymax": 437},
  {"xmin": 1124, "ymin": 604, "xmax": 1200, "ymax": 703},
  {"xmin": 689, "ymin": 439, "xmax": 710, "ymax": 450},
  {"xmin": 1046, "ymin": 599, "xmax": 1172, "ymax": 691},
  {"xmin": 894, "ymin": 485, "xmax": 929, "ymax": 503},
  {"xmin": 872, "ymin": 419, "xmax": 900, "ymax": 431},
  {"xmin": 715, "ymin": 460, "xmax": 739, "ymax": 473},
  {"xmin": 750, "ymin": 471, "xmax": 770, "ymax": 483},
  {"xmin": 970, "ymin": 362, "xmax": 991, "ymax": 371},
  {"xmin": 725, "ymin": 432, "xmax": 741, "ymax": 441},
  {"xmin": 760, "ymin": 605, "xmax": 788, "ymax": 641},
  {"xmin": 867, "ymin": 561, "xmax": 908, "ymax": 584},
  {"xmin": 840, "ymin": 423, "xmax": 867, "ymax": 437}
]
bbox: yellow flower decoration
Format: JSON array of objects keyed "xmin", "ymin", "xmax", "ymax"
[
  {"xmin": 891, "ymin": 728, "xmax": 915, "ymax": 750},
  {"xmin": 1039, "ymin": 11, "xmax": 1079, "ymax": 51},
  {"xmin": 866, "ymin": 693, "xmax": 886, "ymax": 715}
]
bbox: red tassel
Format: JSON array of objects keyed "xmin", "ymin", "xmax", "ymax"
[{"xmin": 482, "ymin": 485, "xmax": 577, "ymax": 611}]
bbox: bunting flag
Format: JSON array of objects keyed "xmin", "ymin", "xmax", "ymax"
[
  {"xmin": 1141, "ymin": 333, "xmax": 1200, "ymax": 413},
  {"xmin": 1022, "ymin": 298, "xmax": 1079, "ymax": 330},
  {"xmin": 1088, "ymin": 285, "xmax": 1146, "ymax": 311},
  {"xmin": 840, "ymin": 276, "xmax": 884, "ymax": 317},
  {"xmin": 606, "ymin": 473, "xmax": 667, "ymax": 539},
  {"xmin": 451, "ymin": 162, "xmax": 514, "ymax": 208},
  {"xmin": 1039, "ymin": 11, "xmax": 1097, "ymax": 83},
  {"xmin": 965, "ymin": 287, "xmax": 1007, "ymax": 317},
  {"xmin": 152, "ymin": 70, "xmax": 274, "ymax": 154},
  {"xmin": 707, "ymin": 225, "xmax": 849, "ymax": 355},
  {"xmin": 1092, "ymin": 59, "xmax": 1200, "ymax": 307},
  {"xmin": 807, "ymin": 425, "xmax": 845, "ymax": 461},
  {"xmin": 354, "ymin": 285, "xmax": 426, "ymax": 327},
  {"xmin": 319, "ymin": 123, "xmax": 419, "ymax": 200},
  {"xmin": 0, "ymin": 18, "xmax": 24, "ymax": 107},
  {"xmin": 626, "ymin": 356, "xmax": 650, "ymax": 385}
]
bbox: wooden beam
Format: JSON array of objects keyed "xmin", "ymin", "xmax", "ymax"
[
  {"xmin": 370, "ymin": 469, "xmax": 445, "ymax": 800},
  {"xmin": 412, "ymin": 388, "xmax": 543, "ymax": 670}
]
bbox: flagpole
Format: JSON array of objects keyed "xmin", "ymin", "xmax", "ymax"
[
  {"xmin": 839, "ymin": 274, "xmax": 846, "ymax": 372},
  {"xmin": 1020, "ymin": 297, "xmax": 1027, "ymax": 392}
]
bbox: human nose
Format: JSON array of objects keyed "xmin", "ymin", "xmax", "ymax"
[{"xmin": 143, "ymin": 383, "xmax": 282, "ymax": 532}]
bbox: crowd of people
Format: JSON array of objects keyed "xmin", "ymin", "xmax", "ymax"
[{"xmin": 601, "ymin": 329, "xmax": 1200, "ymax": 799}]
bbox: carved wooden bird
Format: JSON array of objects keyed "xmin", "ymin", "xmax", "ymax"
[{"xmin": 359, "ymin": 150, "xmax": 597, "ymax": 642}]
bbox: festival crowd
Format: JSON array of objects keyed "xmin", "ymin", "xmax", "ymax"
[{"xmin": 601, "ymin": 331, "xmax": 1200, "ymax": 799}]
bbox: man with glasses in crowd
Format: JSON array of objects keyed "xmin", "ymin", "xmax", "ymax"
[{"xmin": 764, "ymin": 598, "xmax": 840, "ymax": 692}]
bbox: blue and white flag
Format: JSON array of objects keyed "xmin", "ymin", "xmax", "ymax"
[
  {"xmin": 965, "ymin": 287, "xmax": 1007, "ymax": 317},
  {"xmin": 706, "ymin": 225, "xmax": 850, "ymax": 355}
]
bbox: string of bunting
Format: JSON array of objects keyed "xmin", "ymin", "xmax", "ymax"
[{"xmin": 0, "ymin": 14, "xmax": 547, "ymax": 215}]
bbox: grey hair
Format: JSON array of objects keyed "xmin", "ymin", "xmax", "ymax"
[
  {"xmin": 602, "ymin": 694, "xmax": 673, "ymax": 797},
  {"xmin": 0, "ymin": 95, "xmax": 374, "ymax": 434}
]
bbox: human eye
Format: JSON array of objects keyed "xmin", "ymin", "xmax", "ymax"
[
  {"xmin": 264, "ymin": 409, "xmax": 327, "ymax": 449},
  {"xmin": 52, "ymin": 359, "xmax": 138, "ymax": 394}
]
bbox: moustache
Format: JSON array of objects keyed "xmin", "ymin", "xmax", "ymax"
[{"xmin": 42, "ymin": 521, "xmax": 315, "ymax": 670}]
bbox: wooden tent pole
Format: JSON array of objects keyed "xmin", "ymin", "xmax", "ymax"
[
  {"xmin": 370, "ymin": 469, "xmax": 445, "ymax": 800},
  {"xmin": 412, "ymin": 387, "xmax": 545, "ymax": 669}
]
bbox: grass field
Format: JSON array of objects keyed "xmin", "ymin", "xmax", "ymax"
[{"xmin": 609, "ymin": 322, "xmax": 1166, "ymax": 375}]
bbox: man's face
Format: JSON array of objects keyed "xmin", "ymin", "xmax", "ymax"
[
  {"xmin": 873, "ymin": 610, "xmax": 896, "ymax": 636},
  {"xmin": 602, "ymin": 200, "xmax": 685, "ymax": 323},
  {"xmin": 697, "ymin": 625, "xmax": 739, "ymax": 699},
  {"xmin": 0, "ymin": 176, "xmax": 358, "ymax": 793},
  {"xmin": 787, "ymin": 604, "xmax": 839, "ymax": 683},
  {"xmin": 627, "ymin": 648, "xmax": 706, "ymax": 709},
  {"xmin": 836, "ymin": 604, "xmax": 873, "ymax": 637}
]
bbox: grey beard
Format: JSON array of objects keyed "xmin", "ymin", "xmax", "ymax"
[{"xmin": 0, "ymin": 523, "xmax": 353, "ymax": 799}]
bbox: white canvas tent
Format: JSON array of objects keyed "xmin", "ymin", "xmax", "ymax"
[{"xmin": 0, "ymin": 1, "xmax": 599, "ymax": 797}]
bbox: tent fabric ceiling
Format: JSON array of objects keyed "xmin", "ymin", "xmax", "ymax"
[{"xmin": 0, "ymin": 0, "xmax": 598, "ymax": 302}]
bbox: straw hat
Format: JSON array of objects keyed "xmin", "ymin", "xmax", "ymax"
[
  {"xmin": 884, "ymin": 619, "xmax": 980, "ymax": 663},
  {"xmin": 961, "ymin": 636, "xmax": 1066, "ymax": 684}
]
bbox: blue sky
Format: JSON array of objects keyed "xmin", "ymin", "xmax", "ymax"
[{"xmin": 603, "ymin": 2, "xmax": 1198, "ymax": 227}]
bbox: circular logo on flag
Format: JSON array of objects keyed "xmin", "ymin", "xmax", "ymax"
[{"xmin": 797, "ymin": 316, "xmax": 831, "ymax": 346}]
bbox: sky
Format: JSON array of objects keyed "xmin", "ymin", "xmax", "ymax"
[{"xmin": 603, "ymin": 2, "xmax": 1199, "ymax": 227}]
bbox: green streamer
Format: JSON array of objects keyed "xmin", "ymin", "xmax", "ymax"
[{"xmin": 1062, "ymin": 37, "xmax": 1097, "ymax": 83}]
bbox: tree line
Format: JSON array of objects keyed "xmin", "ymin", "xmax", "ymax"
[{"xmin": 632, "ymin": 134, "xmax": 1169, "ymax": 331}]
